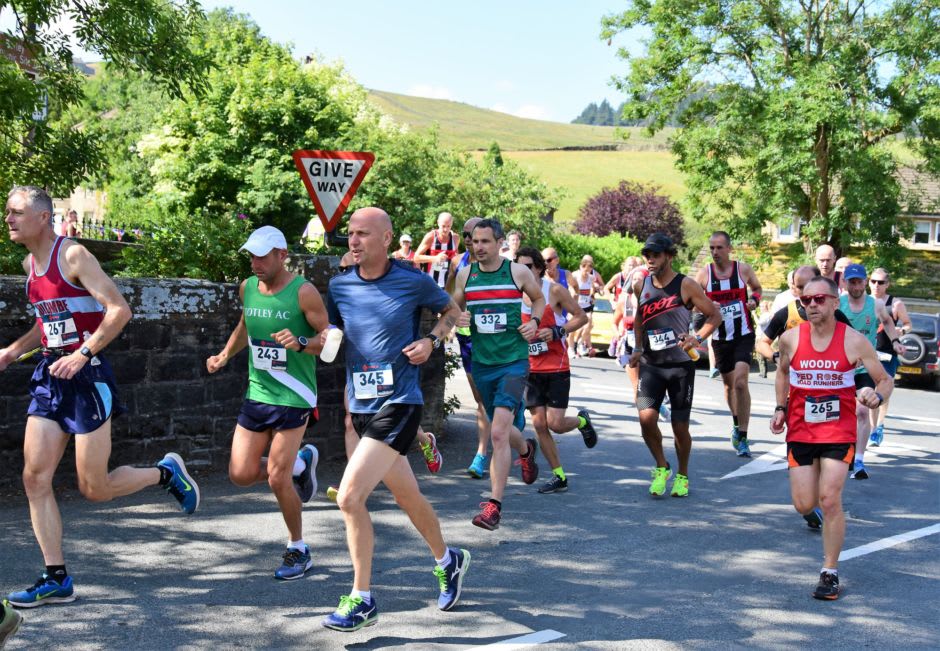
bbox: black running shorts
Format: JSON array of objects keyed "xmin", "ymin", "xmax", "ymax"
[
  {"xmin": 351, "ymin": 402, "xmax": 422, "ymax": 455},
  {"xmin": 711, "ymin": 334, "xmax": 755, "ymax": 375},
  {"xmin": 636, "ymin": 361, "xmax": 695, "ymax": 422},
  {"xmin": 525, "ymin": 371, "xmax": 571, "ymax": 410},
  {"xmin": 854, "ymin": 372, "xmax": 876, "ymax": 391},
  {"xmin": 787, "ymin": 442, "xmax": 855, "ymax": 468}
]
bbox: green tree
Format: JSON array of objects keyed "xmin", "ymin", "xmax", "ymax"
[
  {"xmin": 0, "ymin": 0, "xmax": 209, "ymax": 194},
  {"xmin": 602, "ymin": 1, "xmax": 940, "ymax": 270}
]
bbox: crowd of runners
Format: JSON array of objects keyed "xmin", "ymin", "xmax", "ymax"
[{"xmin": 0, "ymin": 188, "xmax": 914, "ymax": 644}]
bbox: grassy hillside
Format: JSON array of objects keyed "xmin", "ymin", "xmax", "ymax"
[{"xmin": 368, "ymin": 90, "xmax": 674, "ymax": 152}]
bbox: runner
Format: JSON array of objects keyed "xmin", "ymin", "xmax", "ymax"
[
  {"xmin": 413, "ymin": 211, "xmax": 460, "ymax": 289},
  {"xmin": 322, "ymin": 207, "xmax": 468, "ymax": 631},
  {"xmin": 838, "ymin": 264, "xmax": 905, "ymax": 479},
  {"xmin": 542, "ymin": 247, "xmax": 575, "ymax": 293},
  {"xmin": 447, "ymin": 216, "xmax": 493, "ymax": 480},
  {"xmin": 834, "ymin": 257, "xmax": 852, "ymax": 293},
  {"xmin": 1, "ymin": 186, "xmax": 199, "ymax": 608},
  {"xmin": 500, "ymin": 229, "xmax": 523, "ymax": 260},
  {"xmin": 770, "ymin": 275, "xmax": 893, "ymax": 600},
  {"xmin": 206, "ymin": 226, "xmax": 327, "ymax": 580},
  {"xmin": 628, "ymin": 233, "xmax": 720, "ymax": 498},
  {"xmin": 515, "ymin": 247, "xmax": 594, "ymax": 494},
  {"xmin": 613, "ymin": 265, "xmax": 647, "ymax": 402},
  {"xmin": 694, "ymin": 231, "xmax": 763, "ymax": 457},
  {"xmin": 867, "ymin": 267, "xmax": 912, "ymax": 446},
  {"xmin": 604, "ymin": 256, "xmax": 642, "ymax": 302},
  {"xmin": 391, "ymin": 233, "xmax": 415, "ymax": 265},
  {"xmin": 569, "ymin": 255, "xmax": 605, "ymax": 357},
  {"xmin": 814, "ymin": 244, "xmax": 842, "ymax": 288},
  {"xmin": 452, "ymin": 218, "xmax": 544, "ymax": 530}
]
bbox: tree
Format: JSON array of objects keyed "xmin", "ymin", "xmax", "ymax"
[
  {"xmin": 485, "ymin": 141, "xmax": 504, "ymax": 167},
  {"xmin": 0, "ymin": 0, "xmax": 209, "ymax": 194},
  {"xmin": 575, "ymin": 180, "xmax": 684, "ymax": 246},
  {"xmin": 602, "ymin": 1, "xmax": 940, "ymax": 268}
]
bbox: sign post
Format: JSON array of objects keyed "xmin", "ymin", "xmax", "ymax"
[{"xmin": 292, "ymin": 150, "xmax": 375, "ymax": 244}]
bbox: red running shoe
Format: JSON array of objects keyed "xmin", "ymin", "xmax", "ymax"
[
  {"xmin": 420, "ymin": 432, "xmax": 443, "ymax": 473},
  {"xmin": 472, "ymin": 501, "xmax": 501, "ymax": 530},
  {"xmin": 514, "ymin": 438, "xmax": 539, "ymax": 484}
]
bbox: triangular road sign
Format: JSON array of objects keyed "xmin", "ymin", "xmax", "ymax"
[{"xmin": 292, "ymin": 150, "xmax": 375, "ymax": 231}]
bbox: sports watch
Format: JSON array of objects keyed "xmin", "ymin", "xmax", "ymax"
[
  {"xmin": 296, "ymin": 336, "xmax": 309, "ymax": 353},
  {"xmin": 426, "ymin": 333, "xmax": 442, "ymax": 349},
  {"xmin": 79, "ymin": 345, "xmax": 93, "ymax": 359}
]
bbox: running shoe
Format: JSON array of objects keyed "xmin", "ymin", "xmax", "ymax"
[
  {"xmin": 803, "ymin": 507, "xmax": 824, "ymax": 530},
  {"xmin": 649, "ymin": 464, "xmax": 672, "ymax": 496},
  {"xmin": 515, "ymin": 438, "xmax": 539, "ymax": 484},
  {"xmin": 420, "ymin": 433, "xmax": 443, "ymax": 474},
  {"xmin": 850, "ymin": 461, "xmax": 869, "ymax": 480},
  {"xmin": 670, "ymin": 473, "xmax": 689, "ymax": 498},
  {"xmin": 321, "ymin": 595, "xmax": 378, "ymax": 632},
  {"xmin": 658, "ymin": 403, "xmax": 671, "ymax": 422},
  {"xmin": 577, "ymin": 408, "xmax": 597, "ymax": 448},
  {"xmin": 736, "ymin": 439, "xmax": 751, "ymax": 458},
  {"xmin": 6, "ymin": 573, "xmax": 75, "ymax": 608},
  {"xmin": 326, "ymin": 486, "xmax": 339, "ymax": 502},
  {"xmin": 731, "ymin": 425, "xmax": 741, "ymax": 449},
  {"xmin": 812, "ymin": 571, "xmax": 841, "ymax": 600},
  {"xmin": 869, "ymin": 424, "xmax": 884, "ymax": 447},
  {"xmin": 709, "ymin": 368, "xmax": 720, "ymax": 379},
  {"xmin": 471, "ymin": 501, "xmax": 501, "ymax": 530},
  {"xmin": 157, "ymin": 452, "xmax": 200, "ymax": 514},
  {"xmin": 466, "ymin": 454, "xmax": 487, "ymax": 479},
  {"xmin": 537, "ymin": 474, "xmax": 569, "ymax": 494},
  {"xmin": 274, "ymin": 546, "xmax": 313, "ymax": 581},
  {"xmin": 0, "ymin": 599, "xmax": 23, "ymax": 646},
  {"xmin": 433, "ymin": 548, "xmax": 471, "ymax": 611},
  {"xmin": 293, "ymin": 444, "xmax": 319, "ymax": 503}
]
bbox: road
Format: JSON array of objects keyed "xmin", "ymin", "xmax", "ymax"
[{"xmin": 2, "ymin": 355, "xmax": 938, "ymax": 650}]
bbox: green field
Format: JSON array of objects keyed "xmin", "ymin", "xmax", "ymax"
[{"xmin": 368, "ymin": 90, "xmax": 674, "ymax": 152}]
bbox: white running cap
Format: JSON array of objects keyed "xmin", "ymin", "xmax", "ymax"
[{"xmin": 240, "ymin": 225, "xmax": 287, "ymax": 256}]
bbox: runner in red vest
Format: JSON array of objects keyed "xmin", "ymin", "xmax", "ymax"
[
  {"xmin": 770, "ymin": 275, "xmax": 893, "ymax": 601},
  {"xmin": 414, "ymin": 212, "xmax": 460, "ymax": 288}
]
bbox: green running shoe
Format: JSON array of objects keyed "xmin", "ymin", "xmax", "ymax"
[
  {"xmin": 731, "ymin": 425, "xmax": 741, "ymax": 449},
  {"xmin": 670, "ymin": 473, "xmax": 689, "ymax": 497},
  {"xmin": 649, "ymin": 465, "xmax": 672, "ymax": 496}
]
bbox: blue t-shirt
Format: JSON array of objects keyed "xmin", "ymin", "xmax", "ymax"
[{"xmin": 327, "ymin": 260, "xmax": 451, "ymax": 413}]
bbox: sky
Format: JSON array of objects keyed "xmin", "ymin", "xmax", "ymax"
[{"xmin": 194, "ymin": 1, "xmax": 648, "ymax": 123}]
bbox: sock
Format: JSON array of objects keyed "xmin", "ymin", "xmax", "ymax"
[
  {"xmin": 287, "ymin": 539, "xmax": 306, "ymax": 552},
  {"xmin": 738, "ymin": 430, "xmax": 748, "ymax": 442},
  {"xmin": 578, "ymin": 415, "xmax": 587, "ymax": 428},
  {"xmin": 488, "ymin": 498, "xmax": 502, "ymax": 511},
  {"xmin": 157, "ymin": 465, "xmax": 172, "ymax": 487},
  {"xmin": 855, "ymin": 452, "xmax": 865, "ymax": 464},
  {"xmin": 351, "ymin": 589, "xmax": 371, "ymax": 603},
  {"xmin": 435, "ymin": 548, "xmax": 451, "ymax": 568},
  {"xmin": 733, "ymin": 415, "xmax": 739, "ymax": 427},
  {"xmin": 292, "ymin": 456, "xmax": 306, "ymax": 477},
  {"xmin": 45, "ymin": 565, "xmax": 67, "ymax": 583},
  {"xmin": 821, "ymin": 567, "xmax": 838, "ymax": 576},
  {"xmin": 552, "ymin": 466, "xmax": 566, "ymax": 481}
]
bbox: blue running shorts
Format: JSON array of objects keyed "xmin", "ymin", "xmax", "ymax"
[
  {"xmin": 237, "ymin": 399, "xmax": 315, "ymax": 433},
  {"xmin": 27, "ymin": 353, "xmax": 125, "ymax": 434},
  {"xmin": 472, "ymin": 358, "xmax": 529, "ymax": 431}
]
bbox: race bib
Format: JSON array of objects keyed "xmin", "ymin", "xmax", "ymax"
[
  {"xmin": 720, "ymin": 301, "xmax": 744, "ymax": 326},
  {"xmin": 877, "ymin": 351, "xmax": 894, "ymax": 362},
  {"xmin": 648, "ymin": 328, "xmax": 677, "ymax": 351},
  {"xmin": 805, "ymin": 395, "xmax": 840, "ymax": 423},
  {"xmin": 41, "ymin": 312, "xmax": 79, "ymax": 348},
  {"xmin": 528, "ymin": 341, "xmax": 548, "ymax": 356},
  {"xmin": 353, "ymin": 362, "xmax": 394, "ymax": 399},
  {"xmin": 475, "ymin": 312, "xmax": 507, "ymax": 333},
  {"xmin": 431, "ymin": 259, "xmax": 450, "ymax": 274},
  {"xmin": 578, "ymin": 293, "xmax": 593, "ymax": 308},
  {"xmin": 250, "ymin": 338, "xmax": 288, "ymax": 372},
  {"xmin": 626, "ymin": 330, "xmax": 636, "ymax": 348}
]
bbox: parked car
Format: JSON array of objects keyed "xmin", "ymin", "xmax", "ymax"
[
  {"xmin": 896, "ymin": 312, "xmax": 940, "ymax": 391},
  {"xmin": 590, "ymin": 298, "xmax": 616, "ymax": 355}
]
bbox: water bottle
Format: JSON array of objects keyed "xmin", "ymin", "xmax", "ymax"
[{"xmin": 320, "ymin": 326, "xmax": 344, "ymax": 363}]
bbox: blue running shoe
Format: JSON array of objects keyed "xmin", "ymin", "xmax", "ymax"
[
  {"xmin": 803, "ymin": 507, "xmax": 824, "ymax": 530},
  {"xmin": 7, "ymin": 573, "xmax": 75, "ymax": 608},
  {"xmin": 158, "ymin": 452, "xmax": 200, "ymax": 514},
  {"xmin": 731, "ymin": 426, "xmax": 741, "ymax": 449},
  {"xmin": 322, "ymin": 595, "xmax": 378, "ymax": 632},
  {"xmin": 850, "ymin": 460, "xmax": 869, "ymax": 480},
  {"xmin": 869, "ymin": 425, "xmax": 884, "ymax": 447},
  {"xmin": 433, "ymin": 548, "xmax": 471, "ymax": 611},
  {"xmin": 274, "ymin": 546, "xmax": 313, "ymax": 580},
  {"xmin": 467, "ymin": 454, "xmax": 487, "ymax": 479},
  {"xmin": 736, "ymin": 439, "xmax": 751, "ymax": 457},
  {"xmin": 658, "ymin": 403, "xmax": 671, "ymax": 422},
  {"xmin": 293, "ymin": 444, "xmax": 319, "ymax": 503}
]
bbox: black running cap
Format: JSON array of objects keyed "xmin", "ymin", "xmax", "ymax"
[{"xmin": 641, "ymin": 232, "xmax": 676, "ymax": 255}]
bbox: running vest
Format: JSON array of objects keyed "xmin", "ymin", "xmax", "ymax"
[
  {"xmin": 243, "ymin": 275, "xmax": 318, "ymax": 408},
  {"xmin": 705, "ymin": 261, "xmax": 754, "ymax": 340},
  {"xmin": 786, "ymin": 322, "xmax": 857, "ymax": 444},
  {"xmin": 424, "ymin": 229, "xmax": 458, "ymax": 288},
  {"xmin": 875, "ymin": 295, "xmax": 897, "ymax": 354},
  {"xmin": 522, "ymin": 278, "xmax": 569, "ymax": 373},
  {"xmin": 27, "ymin": 236, "xmax": 105, "ymax": 352},
  {"xmin": 465, "ymin": 259, "xmax": 528, "ymax": 366},
  {"xmin": 638, "ymin": 273, "xmax": 693, "ymax": 365},
  {"xmin": 839, "ymin": 294, "xmax": 877, "ymax": 374},
  {"xmin": 785, "ymin": 301, "xmax": 806, "ymax": 331},
  {"xmin": 612, "ymin": 272, "xmax": 628, "ymax": 301},
  {"xmin": 454, "ymin": 252, "xmax": 473, "ymax": 337},
  {"xmin": 575, "ymin": 271, "xmax": 595, "ymax": 309}
]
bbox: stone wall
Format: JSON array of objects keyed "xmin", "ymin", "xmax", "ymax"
[{"xmin": 0, "ymin": 255, "xmax": 446, "ymax": 487}]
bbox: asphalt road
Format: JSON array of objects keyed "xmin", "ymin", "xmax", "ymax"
[{"xmin": 2, "ymin": 354, "xmax": 938, "ymax": 650}]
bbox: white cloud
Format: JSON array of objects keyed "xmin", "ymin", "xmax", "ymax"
[{"xmin": 407, "ymin": 84, "xmax": 454, "ymax": 100}]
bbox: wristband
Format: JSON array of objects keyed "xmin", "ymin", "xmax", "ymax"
[
  {"xmin": 891, "ymin": 338, "xmax": 900, "ymax": 344},
  {"xmin": 532, "ymin": 316, "xmax": 541, "ymax": 327},
  {"xmin": 750, "ymin": 292, "xmax": 762, "ymax": 303},
  {"xmin": 79, "ymin": 345, "xmax": 94, "ymax": 359},
  {"xmin": 774, "ymin": 405, "xmax": 786, "ymax": 413},
  {"xmin": 874, "ymin": 391, "xmax": 884, "ymax": 406}
]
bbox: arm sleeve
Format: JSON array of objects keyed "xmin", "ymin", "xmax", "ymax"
[{"xmin": 763, "ymin": 307, "xmax": 788, "ymax": 341}]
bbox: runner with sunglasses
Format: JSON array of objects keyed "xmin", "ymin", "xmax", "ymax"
[{"xmin": 770, "ymin": 275, "xmax": 893, "ymax": 601}]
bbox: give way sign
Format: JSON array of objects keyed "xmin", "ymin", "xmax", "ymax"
[{"xmin": 292, "ymin": 150, "xmax": 375, "ymax": 231}]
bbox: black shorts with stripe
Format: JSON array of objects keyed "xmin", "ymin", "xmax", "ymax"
[{"xmin": 351, "ymin": 402, "xmax": 422, "ymax": 455}]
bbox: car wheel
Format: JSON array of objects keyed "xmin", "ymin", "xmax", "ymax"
[{"xmin": 898, "ymin": 333, "xmax": 926, "ymax": 365}]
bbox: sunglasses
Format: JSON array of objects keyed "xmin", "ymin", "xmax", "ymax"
[
  {"xmin": 545, "ymin": 256, "xmax": 558, "ymax": 262},
  {"xmin": 799, "ymin": 294, "xmax": 836, "ymax": 306},
  {"xmin": 870, "ymin": 279, "xmax": 887, "ymax": 285},
  {"xmin": 462, "ymin": 232, "xmax": 471, "ymax": 238}
]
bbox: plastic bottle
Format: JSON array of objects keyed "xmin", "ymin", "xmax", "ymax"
[{"xmin": 320, "ymin": 326, "xmax": 344, "ymax": 363}]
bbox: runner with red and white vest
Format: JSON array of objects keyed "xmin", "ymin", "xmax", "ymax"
[
  {"xmin": 515, "ymin": 247, "xmax": 595, "ymax": 495},
  {"xmin": 771, "ymin": 275, "xmax": 893, "ymax": 601},
  {"xmin": 414, "ymin": 212, "xmax": 460, "ymax": 288}
]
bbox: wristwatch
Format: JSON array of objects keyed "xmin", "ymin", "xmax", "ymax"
[
  {"xmin": 532, "ymin": 316, "xmax": 541, "ymax": 327},
  {"xmin": 79, "ymin": 345, "xmax": 94, "ymax": 359},
  {"xmin": 297, "ymin": 336, "xmax": 308, "ymax": 353},
  {"xmin": 426, "ymin": 333, "xmax": 442, "ymax": 349}
]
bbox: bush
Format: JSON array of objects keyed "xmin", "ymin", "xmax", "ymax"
[
  {"xmin": 546, "ymin": 231, "xmax": 643, "ymax": 282},
  {"xmin": 575, "ymin": 180, "xmax": 684, "ymax": 247}
]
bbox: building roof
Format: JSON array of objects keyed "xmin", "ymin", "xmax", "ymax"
[{"xmin": 898, "ymin": 166, "xmax": 940, "ymax": 215}]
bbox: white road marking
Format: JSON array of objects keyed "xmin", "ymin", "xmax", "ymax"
[
  {"xmin": 720, "ymin": 443, "xmax": 789, "ymax": 479},
  {"xmin": 840, "ymin": 523, "xmax": 940, "ymax": 561},
  {"xmin": 469, "ymin": 629, "xmax": 566, "ymax": 649}
]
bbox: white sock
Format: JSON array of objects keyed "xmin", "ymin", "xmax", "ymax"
[
  {"xmin": 288, "ymin": 539, "xmax": 306, "ymax": 552},
  {"xmin": 351, "ymin": 589, "xmax": 371, "ymax": 603},
  {"xmin": 436, "ymin": 548, "xmax": 451, "ymax": 568},
  {"xmin": 855, "ymin": 452, "xmax": 865, "ymax": 464},
  {"xmin": 821, "ymin": 567, "xmax": 838, "ymax": 576},
  {"xmin": 292, "ymin": 456, "xmax": 306, "ymax": 476}
]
